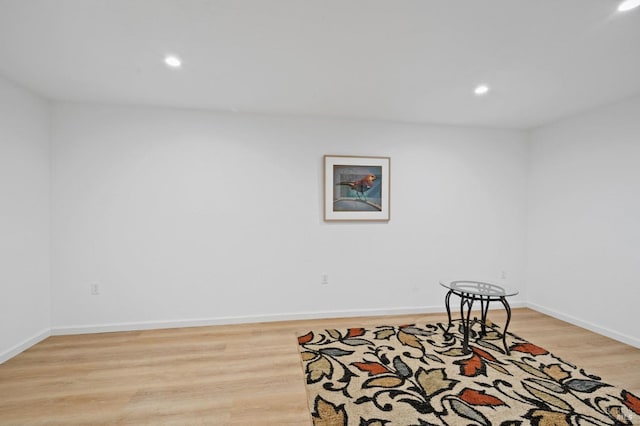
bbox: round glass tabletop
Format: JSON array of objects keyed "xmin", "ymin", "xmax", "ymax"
[{"xmin": 440, "ymin": 280, "xmax": 519, "ymax": 297}]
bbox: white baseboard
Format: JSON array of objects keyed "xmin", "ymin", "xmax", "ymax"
[
  {"xmin": 0, "ymin": 329, "xmax": 50, "ymax": 364},
  {"xmin": 50, "ymin": 305, "xmax": 444, "ymax": 335},
  {"xmin": 8, "ymin": 302, "xmax": 634, "ymax": 365},
  {"xmin": 50, "ymin": 302, "xmax": 527, "ymax": 336},
  {"xmin": 526, "ymin": 302, "xmax": 640, "ymax": 349}
]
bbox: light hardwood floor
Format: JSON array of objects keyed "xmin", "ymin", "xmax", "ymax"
[{"xmin": 1, "ymin": 308, "xmax": 638, "ymax": 425}]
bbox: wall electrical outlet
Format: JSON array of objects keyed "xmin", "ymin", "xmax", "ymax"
[
  {"xmin": 501, "ymin": 270, "xmax": 507, "ymax": 280},
  {"xmin": 320, "ymin": 274, "xmax": 329, "ymax": 285},
  {"xmin": 90, "ymin": 283, "xmax": 100, "ymax": 295}
]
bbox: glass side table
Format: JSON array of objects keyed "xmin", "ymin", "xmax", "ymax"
[{"xmin": 440, "ymin": 280, "xmax": 519, "ymax": 355}]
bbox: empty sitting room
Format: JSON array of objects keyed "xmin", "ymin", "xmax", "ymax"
[{"xmin": 1, "ymin": 1, "xmax": 639, "ymax": 425}]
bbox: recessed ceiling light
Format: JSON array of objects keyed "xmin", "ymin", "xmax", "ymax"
[
  {"xmin": 164, "ymin": 55, "xmax": 182, "ymax": 68},
  {"xmin": 618, "ymin": 0, "xmax": 640, "ymax": 11},
  {"xmin": 474, "ymin": 84, "xmax": 490, "ymax": 96}
]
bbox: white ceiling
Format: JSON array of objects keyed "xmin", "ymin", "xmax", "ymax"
[{"xmin": 1, "ymin": 0, "xmax": 639, "ymax": 129}]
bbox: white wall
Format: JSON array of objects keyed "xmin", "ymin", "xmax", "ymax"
[
  {"xmin": 6, "ymin": 82, "xmax": 637, "ymax": 355},
  {"xmin": 50, "ymin": 103, "xmax": 527, "ymax": 332},
  {"xmin": 0, "ymin": 76, "xmax": 51, "ymax": 362},
  {"xmin": 527, "ymin": 95, "xmax": 640, "ymax": 347}
]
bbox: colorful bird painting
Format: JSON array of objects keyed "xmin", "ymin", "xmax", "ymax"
[{"xmin": 336, "ymin": 174, "xmax": 378, "ymax": 200}]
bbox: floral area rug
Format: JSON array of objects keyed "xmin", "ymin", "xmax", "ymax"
[{"xmin": 297, "ymin": 321, "xmax": 639, "ymax": 425}]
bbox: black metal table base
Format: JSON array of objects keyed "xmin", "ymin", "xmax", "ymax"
[{"xmin": 444, "ymin": 289, "xmax": 513, "ymax": 355}]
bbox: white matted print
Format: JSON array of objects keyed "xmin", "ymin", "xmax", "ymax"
[{"xmin": 324, "ymin": 155, "xmax": 390, "ymax": 221}]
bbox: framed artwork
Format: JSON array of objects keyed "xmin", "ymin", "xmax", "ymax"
[{"xmin": 324, "ymin": 155, "xmax": 390, "ymax": 221}]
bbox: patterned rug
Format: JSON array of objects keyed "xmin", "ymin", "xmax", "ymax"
[{"xmin": 297, "ymin": 321, "xmax": 639, "ymax": 425}]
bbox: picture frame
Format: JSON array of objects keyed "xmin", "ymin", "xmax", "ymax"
[{"xmin": 324, "ymin": 155, "xmax": 390, "ymax": 221}]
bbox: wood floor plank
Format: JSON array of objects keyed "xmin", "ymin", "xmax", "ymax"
[{"xmin": 0, "ymin": 308, "xmax": 638, "ymax": 425}]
